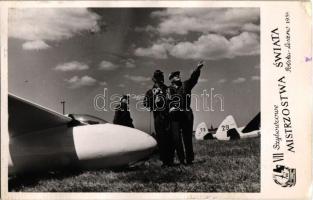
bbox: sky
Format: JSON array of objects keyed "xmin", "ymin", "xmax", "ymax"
[{"xmin": 8, "ymin": 8, "xmax": 260, "ymax": 133}]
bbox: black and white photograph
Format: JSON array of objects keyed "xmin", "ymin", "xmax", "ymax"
[{"xmin": 7, "ymin": 7, "xmax": 261, "ymax": 192}]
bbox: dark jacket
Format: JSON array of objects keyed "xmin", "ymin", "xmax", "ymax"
[
  {"xmin": 113, "ymin": 104, "xmax": 134, "ymax": 128},
  {"xmin": 144, "ymin": 82, "xmax": 169, "ymax": 117},
  {"xmin": 167, "ymin": 66, "xmax": 201, "ymax": 111}
]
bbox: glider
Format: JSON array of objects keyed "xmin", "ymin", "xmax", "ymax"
[
  {"xmin": 215, "ymin": 113, "xmax": 260, "ymax": 140},
  {"xmin": 8, "ymin": 94, "xmax": 156, "ymax": 175},
  {"xmin": 195, "ymin": 122, "xmax": 215, "ymax": 140}
]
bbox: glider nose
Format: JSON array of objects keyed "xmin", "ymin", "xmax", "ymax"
[{"xmin": 72, "ymin": 124, "xmax": 156, "ymax": 169}]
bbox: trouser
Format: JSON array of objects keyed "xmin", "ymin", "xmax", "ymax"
[
  {"xmin": 154, "ymin": 113, "xmax": 174, "ymax": 165},
  {"xmin": 170, "ymin": 110, "xmax": 194, "ymax": 163}
]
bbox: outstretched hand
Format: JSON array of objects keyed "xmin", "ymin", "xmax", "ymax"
[{"xmin": 197, "ymin": 60, "xmax": 205, "ymax": 69}]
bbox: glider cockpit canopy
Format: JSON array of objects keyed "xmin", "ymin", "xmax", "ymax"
[{"xmin": 68, "ymin": 114, "xmax": 108, "ymax": 126}]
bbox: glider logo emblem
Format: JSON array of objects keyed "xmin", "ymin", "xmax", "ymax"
[{"xmin": 273, "ymin": 165, "xmax": 296, "ymax": 187}]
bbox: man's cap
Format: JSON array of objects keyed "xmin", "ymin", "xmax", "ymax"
[
  {"xmin": 169, "ymin": 71, "xmax": 180, "ymax": 80},
  {"xmin": 153, "ymin": 70, "xmax": 163, "ymax": 77},
  {"xmin": 152, "ymin": 70, "xmax": 164, "ymax": 82}
]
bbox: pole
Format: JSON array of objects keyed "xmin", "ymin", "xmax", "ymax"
[
  {"xmin": 149, "ymin": 111, "xmax": 152, "ymax": 135},
  {"xmin": 60, "ymin": 101, "xmax": 65, "ymax": 115}
]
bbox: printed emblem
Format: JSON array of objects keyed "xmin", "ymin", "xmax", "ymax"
[{"xmin": 273, "ymin": 165, "xmax": 296, "ymax": 187}]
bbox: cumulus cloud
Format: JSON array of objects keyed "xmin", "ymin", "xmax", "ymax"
[
  {"xmin": 135, "ymin": 43, "xmax": 170, "ymax": 59},
  {"xmin": 9, "ymin": 8, "xmax": 101, "ymax": 49},
  {"xmin": 54, "ymin": 61, "xmax": 89, "ymax": 71},
  {"xmin": 170, "ymin": 32, "xmax": 259, "ymax": 60},
  {"xmin": 65, "ymin": 75, "xmax": 97, "ymax": 89},
  {"xmin": 135, "ymin": 8, "xmax": 260, "ymax": 61},
  {"xmin": 229, "ymin": 32, "xmax": 260, "ymax": 56},
  {"xmin": 218, "ymin": 78, "xmax": 227, "ymax": 84},
  {"xmin": 124, "ymin": 74, "xmax": 151, "ymax": 82},
  {"xmin": 251, "ymin": 76, "xmax": 260, "ymax": 81},
  {"xmin": 232, "ymin": 77, "xmax": 246, "ymax": 84},
  {"xmin": 138, "ymin": 32, "xmax": 259, "ymax": 60},
  {"xmin": 151, "ymin": 8, "xmax": 259, "ymax": 36},
  {"xmin": 22, "ymin": 40, "xmax": 50, "ymax": 50},
  {"xmin": 242, "ymin": 23, "xmax": 260, "ymax": 33},
  {"xmin": 98, "ymin": 60, "xmax": 119, "ymax": 70},
  {"xmin": 125, "ymin": 59, "xmax": 136, "ymax": 68}
]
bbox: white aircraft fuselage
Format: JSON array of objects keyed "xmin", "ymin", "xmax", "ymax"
[
  {"xmin": 8, "ymin": 94, "xmax": 157, "ymax": 175},
  {"xmin": 9, "ymin": 123, "xmax": 156, "ymax": 175}
]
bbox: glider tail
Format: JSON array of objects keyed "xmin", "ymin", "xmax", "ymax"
[
  {"xmin": 195, "ymin": 122, "xmax": 209, "ymax": 140},
  {"xmin": 215, "ymin": 115, "xmax": 238, "ymax": 140}
]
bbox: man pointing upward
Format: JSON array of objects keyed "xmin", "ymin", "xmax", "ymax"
[{"xmin": 167, "ymin": 61, "xmax": 204, "ymax": 165}]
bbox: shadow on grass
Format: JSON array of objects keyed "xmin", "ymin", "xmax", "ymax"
[
  {"xmin": 9, "ymin": 168, "xmax": 84, "ymax": 192},
  {"xmin": 9, "ymin": 164, "xmax": 153, "ymax": 191}
]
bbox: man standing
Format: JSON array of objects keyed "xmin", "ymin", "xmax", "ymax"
[
  {"xmin": 113, "ymin": 95, "xmax": 134, "ymax": 128},
  {"xmin": 144, "ymin": 70, "xmax": 173, "ymax": 166},
  {"xmin": 167, "ymin": 61, "xmax": 204, "ymax": 165}
]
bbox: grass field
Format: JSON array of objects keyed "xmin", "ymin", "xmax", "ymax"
[{"xmin": 9, "ymin": 137, "xmax": 260, "ymax": 192}]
